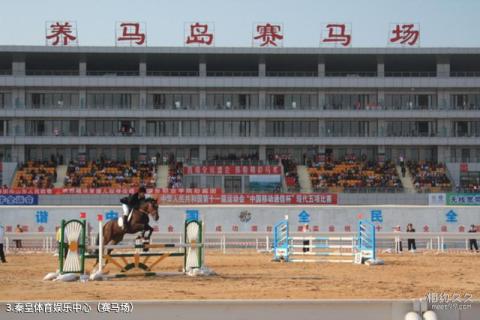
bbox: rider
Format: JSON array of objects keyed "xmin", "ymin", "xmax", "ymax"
[{"xmin": 120, "ymin": 186, "xmax": 146, "ymax": 230}]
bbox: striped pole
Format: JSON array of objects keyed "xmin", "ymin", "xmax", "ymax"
[{"xmin": 97, "ymin": 214, "xmax": 104, "ymax": 274}]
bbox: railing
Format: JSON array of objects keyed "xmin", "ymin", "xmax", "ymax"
[
  {"xmin": 455, "ymin": 187, "xmax": 480, "ymax": 193},
  {"xmin": 4, "ymin": 231, "xmax": 480, "ymax": 254},
  {"xmin": 266, "ymin": 71, "xmax": 318, "ymax": 77},
  {"xmin": 0, "ymin": 69, "xmax": 12, "ymax": 75},
  {"xmin": 207, "ymin": 71, "xmax": 259, "ymax": 77},
  {"xmin": 450, "ymin": 71, "xmax": 480, "ymax": 77},
  {"xmin": 26, "ymin": 70, "xmax": 79, "ymax": 76},
  {"xmin": 384, "ymin": 71, "xmax": 437, "ymax": 77},
  {"xmin": 325, "ymin": 71, "xmax": 377, "ymax": 77},
  {"xmin": 343, "ymin": 186, "xmax": 404, "ymax": 193},
  {"xmin": 86, "ymin": 70, "xmax": 139, "ymax": 76},
  {"xmin": 450, "ymin": 157, "xmax": 480, "ymax": 163},
  {"xmin": 147, "ymin": 70, "xmax": 199, "ymax": 77},
  {"xmin": 145, "ymin": 104, "xmax": 200, "ymax": 110},
  {"xmin": 313, "ymin": 186, "xmax": 403, "ymax": 193},
  {"xmin": 195, "ymin": 159, "xmax": 279, "ymax": 166}
]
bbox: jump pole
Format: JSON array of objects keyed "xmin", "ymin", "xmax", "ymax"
[{"xmin": 97, "ymin": 214, "xmax": 104, "ymax": 275}]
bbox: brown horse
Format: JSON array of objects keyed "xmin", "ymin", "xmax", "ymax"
[{"xmin": 96, "ymin": 198, "xmax": 159, "ymax": 258}]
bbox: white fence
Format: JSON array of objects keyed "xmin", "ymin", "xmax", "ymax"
[{"xmin": 3, "ymin": 231, "xmax": 480, "ymax": 254}]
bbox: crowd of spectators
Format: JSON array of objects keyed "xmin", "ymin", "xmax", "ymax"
[
  {"xmin": 308, "ymin": 155, "xmax": 402, "ymax": 193},
  {"xmin": 13, "ymin": 161, "xmax": 57, "ymax": 188},
  {"xmin": 457, "ymin": 184, "xmax": 480, "ymax": 193},
  {"xmin": 281, "ymin": 158, "xmax": 299, "ymax": 192},
  {"xmin": 64, "ymin": 160, "xmax": 156, "ymax": 188},
  {"xmin": 407, "ymin": 161, "xmax": 452, "ymax": 193},
  {"xmin": 168, "ymin": 161, "xmax": 184, "ymax": 189}
]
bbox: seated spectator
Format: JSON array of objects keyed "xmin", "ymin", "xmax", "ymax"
[
  {"xmin": 308, "ymin": 155, "xmax": 403, "ymax": 193},
  {"xmin": 407, "ymin": 161, "xmax": 452, "ymax": 193},
  {"xmin": 13, "ymin": 161, "xmax": 57, "ymax": 189},
  {"xmin": 63, "ymin": 160, "xmax": 156, "ymax": 189}
]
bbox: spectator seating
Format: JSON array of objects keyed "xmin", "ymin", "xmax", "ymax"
[
  {"xmin": 168, "ymin": 161, "xmax": 184, "ymax": 188},
  {"xmin": 64, "ymin": 160, "xmax": 156, "ymax": 188},
  {"xmin": 12, "ymin": 161, "xmax": 57, "ymax": 188},
  {"xmin": 308, "ymin": 160, "xmax": 402, "ymax": 193},
  {"xmin": 407, "ymin": 161, "xmax": 452, "ymax": 193},
  {"xmin": 281, "ymin": 159, "xmax": 299, "ymax": 192}
]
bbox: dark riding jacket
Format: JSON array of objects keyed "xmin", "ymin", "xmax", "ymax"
[{"xmin": 120, "ymin": 193, "xmax": 145, "ymax": 210}]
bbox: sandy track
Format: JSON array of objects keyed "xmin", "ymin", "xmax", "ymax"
[{"xmin": 0, "ymin": 252, "xmax": 479, "ymax": 300}]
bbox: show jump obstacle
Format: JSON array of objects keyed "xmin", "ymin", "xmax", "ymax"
[
  {"xmin": 45, "ymin": 212, "xmax": 207, "ymax": 281},
  {"xmin": 273, "ymin": 216, "xmax": 379, "ymax": 265}
]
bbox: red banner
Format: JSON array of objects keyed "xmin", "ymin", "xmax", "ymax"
[
  {"xmin": 0, "ymin": 188, "xmax": 221, "ymax": 195},
  {"xmin": 158, "ymin": 193, "xmax": 337, "ymax": 205},
  {"xmin": 183, "ymin": 165, "xmax": 282, "ymax": 175}
]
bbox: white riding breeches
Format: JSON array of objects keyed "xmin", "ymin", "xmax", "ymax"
[{"xmin": 122, "ymin": 204, "xmax": 129, "ymax": 216}]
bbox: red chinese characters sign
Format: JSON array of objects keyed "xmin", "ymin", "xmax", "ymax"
[
  {"xmin": 116, "ymin": 22, "xmax": 146, "ymax": 46},
  {"xmin": 45, "ymin": 21, "xmax": 78, "ymax": 46},
  {"xmin": 185, "ymin": 22, "xmax": 214, "ymax": 46},
  {"xmin": 159, "ymin": 193, "xmax": 337, "ymax": 205},
  {"xmin": 253, "ymin": 23, "xmax": 284, "ymax": 47},
  {"xmin": 320, "ymin": 23, "xmax": 352, "ymax": 47},
  {"xmin": 183, "ymin": 165, "xmax": 282, "ymax": 175},
  {"xmin": 389, "ymin": 23, "xmax": 420, "ymax": 46},
  {"xmin": 0, "ymin": 188, "xmax": 221, "ymax": 195}
]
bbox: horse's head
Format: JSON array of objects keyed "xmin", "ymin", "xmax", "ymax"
[{"xmin": 142, "ymin": 198, "xmax": 159, "ymax": 221}]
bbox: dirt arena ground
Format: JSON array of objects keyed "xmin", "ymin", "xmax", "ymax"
[{"xmin": 0, "ymin": 251, "xmax": 479, "ymax": 300}]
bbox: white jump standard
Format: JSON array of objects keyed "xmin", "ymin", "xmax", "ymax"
[
  {"xmin": 273, "ymin": 216, "xmax": 381, "ymax": 265},
  {"xmin": 45, "ymin": 212, "xmax": 209, "ymax": 281}
]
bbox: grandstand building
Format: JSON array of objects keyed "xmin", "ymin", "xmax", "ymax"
[{"xmin": 1, "ymin": 46, "xmax": 480, "ymax": 193}]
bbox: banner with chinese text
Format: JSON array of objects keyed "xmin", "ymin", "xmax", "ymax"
[
  {"xmin": 159, "ymin": 193, "xmax": 337, "ymax": 205},
  {"xmin": 183, "ymin": 165, "xmax": 282, "ymax": 175},
  {"xmin": 446, "ymin": 193, "xmax": 480, "ymax": 206}
]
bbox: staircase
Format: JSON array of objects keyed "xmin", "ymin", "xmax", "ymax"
[
  {"xmin": 297, "ymin": 165, "xmax": 313, "ymax": 193},
  {"xmin": 54, "ymin": 165, "xmax": 68, "ymax": 187},
  {"xmin": 396, "ymin": 165, "xmax": 416, "ymax": 193},
  {"xmin": 156, "ymin": 165, "xmax": 169, "ymax": 188}
]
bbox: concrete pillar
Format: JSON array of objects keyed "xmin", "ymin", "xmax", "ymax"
[
  {"xmin": 139, "ymin": 119, "xmax": 146, "ymax": 136},
  {"xmin": 12, "ymin": 54, "xmax": 25, "ymax": 76},
  {"xmin": 377, "ymin": 145, "xmax": 385, "ymax": 164},
  {"xmin": 259, "ymin": 55, "xmax": 266, "ymax": 77},
  {"xmin": 437, "ymin": 146, "xmax": 450, "ymax": 162},
  {"xmin": 79, "ymin": 90, "xmax": 87, "ymax": 108},
  {"xmin": 259, "ymin": 145, "xmax": 266, "ymax": 163},
  {"xmin": 438, "ymin": 119, "xmax": 451, "ymax": 137},
  {"xmin": 139, "ymin": 61, "xmax": 147, "ymax": 77},
  {"xmin": 377, "ymin": 55, "xmax": 385, "ymax": 77},
  {"xmin": 11, "ymin": 119, "xmax": 24, "ymax": 136},
  {"xmin": 11, "ymin": 145, "xmax": 25, "ymax": 163},
  {"xmin": 437, "ymin": 90, "xmax": 449, "ymax": 110},
  {"xmin": 79, "ymin": 119, "xmax": 86, "ymax": 136},
  {"xmin": 259, "ymin": 119, "xmax": 266, "ymax": 137},
  {"xmin": 317, "ymin": 55, "xmax": 325, "ymax": 77},
  {"xmin": 317, "ymin": 145, "xmax": 326, "ymax": 165},
  {"xmin": 199, "ymin": 145, "xmax": 207, "ymax": 162},
  {"xmin": 79, "ymin": 55, "xmax": 87, "ymax": 76},
  {"xmin": 199, "ymin": 55, "xmax": 207, "ymax": 77},
  {"xmin": 200, "ymin": 90, "xmax": 207, "ymax": 109},
  {"xmin": 319, "ymin": 119, "xmax": 325, "ymax": 137},
  {"xmin": 199, "ymin": 119, "xmax": 207, "ymax": 137},
  {"xmin": 437, "ymin": 55, "xmax": 450, "ymax": 78},
  {"xmin": 12, "ymin": 88, "xmax": 25, "ymax": 108},
  {"xmin": 378, "ymin": 119, "xmax": 386, "ymax": 137},
  {"xmin": 377, "ymin": 90, "xmax": 385, "ymax": 108},
  {"xmin": 139, "ymin": 90, "xmax": 147, "ymax": 109},
  {"xmin": 318, "ymin": 90, "xmax": 325, "ymax": 110},
  {"xmin": 259, "ymin": 90, "xmax": 266, "ymax": 110}
]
